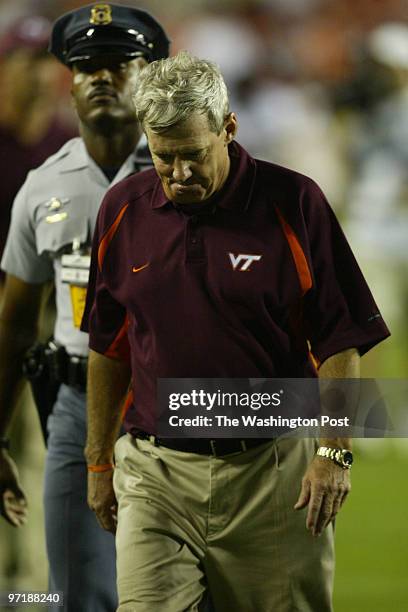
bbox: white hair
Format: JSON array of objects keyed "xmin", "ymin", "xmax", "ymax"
[{"xmin": 133, "ymin": 50, "xmax": 230, "ymax": 134}]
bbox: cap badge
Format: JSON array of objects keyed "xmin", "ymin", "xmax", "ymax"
[{"xmin": 90, "ymin": 4, "xmax": 112, "ymax": 26}]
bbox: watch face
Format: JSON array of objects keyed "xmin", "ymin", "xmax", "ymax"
[{"xmin": 343, "ymin": 451, "xmax": 353, "ymax": 466}]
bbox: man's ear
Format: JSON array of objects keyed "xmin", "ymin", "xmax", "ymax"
[{"xmin": 224, "ymin": 112, "xmax": 238, "ymax": 143}]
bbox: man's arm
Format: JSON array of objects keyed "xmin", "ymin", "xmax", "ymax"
[
  {"xmin": 0, "ymin": 275, "xmax": 46, "ymax": 526},
  {"xmin": 294, "ymin": 347, "xmax": 359, "ymax": 536},
  {"xmin": 85, "ymin": 349, "xmax": 131, "ymax": 533}
]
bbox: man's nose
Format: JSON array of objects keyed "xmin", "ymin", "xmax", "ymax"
[{"xmin": 172, "ymin": 158, "xmax": 192, "ymax": 182}]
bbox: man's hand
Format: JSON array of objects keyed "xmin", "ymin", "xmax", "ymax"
[
  {"xmin": 87, "ymin": 469, "xmax": 117, "ymax": 534},
  {"xmin": 0, "ymin": 451, "xmax": 28, "ymax": 527},
  {"xmin": 294, "ymin": 455, "xmax": 351, "ymax": 537}
]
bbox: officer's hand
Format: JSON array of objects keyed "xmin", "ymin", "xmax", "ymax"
[
  {"xmin": 87, "ymin": 470, "xmax": 117, "ymax": 534},
  {"xmin": 294, "ymin": 456, "xmax": 351, "ymax": 537},
  {"xmin": 0, "ymin": 451, "xmax": 28, "ymax": 527}
]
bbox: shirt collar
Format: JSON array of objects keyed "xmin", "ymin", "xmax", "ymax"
[
  {"xmin": 57, "ymin": 138, "xmax": 89, "ymax": 174},
  {"xmin": 150, "ymin": 141, "xmax": 257, "ymax": 212},
  {"xmin": 58, "ymin": 136, "xmax": 151, "ymax": 184}
]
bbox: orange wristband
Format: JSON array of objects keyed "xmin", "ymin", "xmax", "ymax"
[{"xmin": 87, "ymin": 463, "xmax": 114, "ymax": 473}]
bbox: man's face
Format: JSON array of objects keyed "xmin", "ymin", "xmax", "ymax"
[
  {"xmin": 71, "ymin": 55, "xmax": 147, "ymax": 130},
  {"xmin": 146, "ymin": 112, "xmax": 237, "ymax": 205}
]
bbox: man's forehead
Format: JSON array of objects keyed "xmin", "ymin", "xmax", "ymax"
[
  {"xmin": 148, "ymin": 133, "xmax": 214, "ymax": 154},
  {"xmin": 146, "ymin": 114, "xmax": 217, "ymax": 150}
]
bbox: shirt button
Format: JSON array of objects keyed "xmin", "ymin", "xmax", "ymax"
[{"xmin": 191, "ymin": 237, "xmax": 197, "ymax": 244}]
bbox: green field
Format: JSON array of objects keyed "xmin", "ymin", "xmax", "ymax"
[{"xmin": 333, "ymin": 442, "xmax": 408, "ymax": 611}]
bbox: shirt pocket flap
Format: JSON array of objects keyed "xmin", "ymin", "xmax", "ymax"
[{"xmin": 35, "ymin": 216, "xmax": 89, "ymax": 257}]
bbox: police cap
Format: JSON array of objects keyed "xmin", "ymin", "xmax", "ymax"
[{"xmin": 49, "ymin": 3, "xmax": 170, "ymax": 66}]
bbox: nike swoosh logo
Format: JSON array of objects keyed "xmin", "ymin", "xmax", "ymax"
[{"xmin": 132, "ymin": 263, "xmax": 150, "ymax": 273}]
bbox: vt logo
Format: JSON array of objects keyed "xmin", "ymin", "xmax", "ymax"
[{"xmin": 228, "ymin": 252, "xmax": 262, "ymax": 271}]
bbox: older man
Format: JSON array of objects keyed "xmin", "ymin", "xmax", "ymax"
[
  {"xmin": 83, "ymin": 51, "xmax": 389, "ymax": 611},
  {"xmin": 0, "ymin": 4, "xmax": 169, "ymax": 610}
]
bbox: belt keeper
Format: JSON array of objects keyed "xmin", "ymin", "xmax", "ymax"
[
  {"xmin": 148, "ymin": 434, "xmax": 158, "ymax": 446},
  {"xmin": 87, "ymin": 463, "xmax": 114, "ymax": 473}
]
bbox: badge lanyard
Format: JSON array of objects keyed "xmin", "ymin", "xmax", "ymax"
[{"xmin": 61, "ymin": 238, "xmax": 90, "ymax": 328}]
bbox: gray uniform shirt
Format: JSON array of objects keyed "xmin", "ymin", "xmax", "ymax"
[{"xmin": 1, "ymin": 137, "xmax": 148, "ymax": 356}]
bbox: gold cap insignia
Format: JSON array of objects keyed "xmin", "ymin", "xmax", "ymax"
[{"xmin": 90, "ymin": 4, "xmax": 112, "ymax": 26}]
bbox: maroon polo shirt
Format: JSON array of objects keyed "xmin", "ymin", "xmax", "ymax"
[{"xmin": 82, "ymin": 141, "xmax": 390, "ymax": 436}]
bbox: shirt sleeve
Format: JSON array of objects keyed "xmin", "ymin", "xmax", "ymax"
[
  {"xmin": 1, "ymin": 176, "xmax": 54, "ymax": 283},
  {"xmin": 81, "ymin": 197, "xmax": 130, "ymax": 362},
  {"xmin": 301, "ymin": 182, "xmax": 390, "ymax": 364}
]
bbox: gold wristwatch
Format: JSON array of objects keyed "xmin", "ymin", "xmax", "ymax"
[{"xmin": 316, "ymin": 446, "xmax": 353, "ymax": 469}]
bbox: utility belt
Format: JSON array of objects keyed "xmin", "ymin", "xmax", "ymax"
[
  {"xmin": 23, "ymin": 340, "xmax": 88, "ymax": 391},
  {"xmin": 22, "ymin": 341, "xmax": 88, "ymax": 444}
]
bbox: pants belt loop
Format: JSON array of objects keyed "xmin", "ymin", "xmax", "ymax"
[{"xmin": 240, "ymin": 440, "xmax": 247, "ymax": 452}]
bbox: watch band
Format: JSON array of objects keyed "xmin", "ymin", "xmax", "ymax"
[
  {"xmin": 87, "ymin": 463, "xmax": 114, "ymax": 473},
  {"xmin": 316, "ymin": 446, "xmax": 353, "ymax": 469}
]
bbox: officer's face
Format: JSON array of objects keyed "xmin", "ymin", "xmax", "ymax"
[
  {"xmin": 147, "ymin": 112, "xmax": 238, "ymax": 205},
  {"xmin": 71, "ymin": 55, "xmax": 147, "ymax": 129}
]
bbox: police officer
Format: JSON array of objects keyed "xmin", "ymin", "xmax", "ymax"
[{"xmin": 0, "ymin": 4, "xmax": 169, "ymax": 611}]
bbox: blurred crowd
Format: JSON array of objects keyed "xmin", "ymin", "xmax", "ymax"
[{"xmin": 0, "ymin": 0, "xmax": 406, "ymax": 599}]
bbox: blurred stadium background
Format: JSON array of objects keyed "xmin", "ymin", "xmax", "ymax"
[{"xmin": 0, "ymin": 0, "xmax": 407, "ymax": 610}]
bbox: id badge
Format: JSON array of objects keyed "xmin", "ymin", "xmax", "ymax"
[
  {"xmin": 61, "ymin": 253, "xmax": 91, "ymax": 328},
  {"xmin": 69, "ymin": 285, "xmax": 88, "ymax": 328}
]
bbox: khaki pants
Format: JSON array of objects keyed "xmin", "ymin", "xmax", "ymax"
[{"xmin": 114, "ymin": 435, "xmax": 334, "ymax": 612}]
